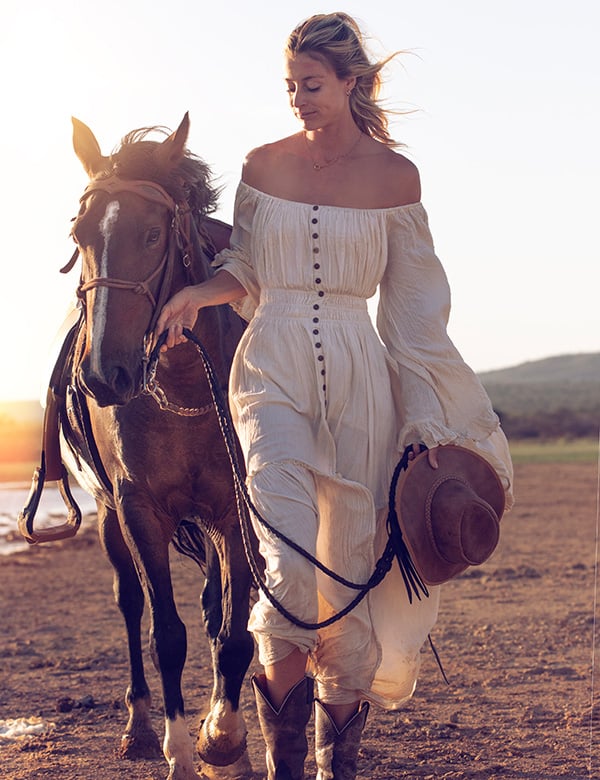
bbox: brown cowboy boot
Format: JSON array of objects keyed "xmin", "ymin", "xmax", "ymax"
[
  {"xmin": 314, "ymin": 700, "xmax": 369, "ymax": 780},
  {"xmin": 252, "ymin": 674, "xmax": 314, "ymax": 780}
]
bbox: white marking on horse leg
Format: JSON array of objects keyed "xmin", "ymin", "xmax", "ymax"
[
  {"xmin": 119, "ymin": 692, "xmax": 161, "ymax": 758},
  {"xmin": 90, "ymin": 200, "xmax": 120, "ymax": 376},
  {"xmin": 197, "ymin": 699, "xmax": 249, "ymax": 773},
  {"xmin": 201, "ymin": 698, "xmax": 247, "ymax": 753},
  {"xmin": 163, "ymin": 714, "xmax": 200, "ymax": 779}
]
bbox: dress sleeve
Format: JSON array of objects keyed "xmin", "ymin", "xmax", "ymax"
[
  {"xmin": 377, "ymin": 205, "xmax": 514, "ymax": 505},
  {"xmin": 211, "ymin": 182, "xmax": 260, "ymax": 321}
]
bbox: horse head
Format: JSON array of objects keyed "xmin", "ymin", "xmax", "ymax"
[{"xmin": 69, "ymin": 114, "xmax": 219, "ymax": 406}]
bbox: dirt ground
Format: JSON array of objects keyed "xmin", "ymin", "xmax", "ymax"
[{"xmin": 1, "ymin": 462, "xmax": 598, "ymax": 780}]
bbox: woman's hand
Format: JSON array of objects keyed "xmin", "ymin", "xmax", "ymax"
[
  {"xmin": 155, "ymin": 286, "xmax": 202, "ymax": 352},
  {"xmin": 407, "ymin": 442, "xmax": 439, "ymax": 469},
  {"xmin": 154, "ymin": 271, "xmax": 247, "ymax": 352}
]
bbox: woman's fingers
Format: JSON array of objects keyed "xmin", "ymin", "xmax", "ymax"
[
  {"xmin": 155, "ymin": 290, "xmax": 195, "ymax": 352},
  {"xmin": 407, "ymin": 442, "xmax": 439, "ymax": 469},
  {"xmin": 427, "ymin": 446, "xmax": 439, "ymax": 469}
]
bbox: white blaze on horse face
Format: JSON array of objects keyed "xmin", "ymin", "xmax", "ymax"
[{"xmin": 91, "ymin": 200, "xmax": 120, "ymax": 374}]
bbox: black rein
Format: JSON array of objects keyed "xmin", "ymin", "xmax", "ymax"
[{"xmin": 148, "ymin": 328, "xmax": 430, "ymax": 631}]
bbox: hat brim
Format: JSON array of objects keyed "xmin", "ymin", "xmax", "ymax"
[{"xmin": 396, "ymin": 445, "xmax": 505, "ymax": 585}]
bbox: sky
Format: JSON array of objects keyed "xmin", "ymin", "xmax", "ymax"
[{"xmin": 1, "ymin": 0, "xmax": 598, "ymax": 401}]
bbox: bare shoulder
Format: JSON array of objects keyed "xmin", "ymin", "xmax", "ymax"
[
  {"xmin": 242, "ymin": 136, "xmax": 297, "ymax": 191},
  {"xmin": 384, "ymin": 148, "xmax": 420, "ymax": 182},
  {"xmin": 375, "ymin": 146, "xmax": 421, "ymax": 206}
]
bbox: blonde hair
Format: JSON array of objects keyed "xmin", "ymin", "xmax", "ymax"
[{"xmin": 285, "ymin": 12, "xmax": 401, "ymax": 146}]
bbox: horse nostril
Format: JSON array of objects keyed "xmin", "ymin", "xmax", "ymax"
[
  {"xmin": 78, "ymin": 359, "xmax": 137, "ymax": 406},
  {"xmin": 107, "ymin": 366, "xmax": 134, "ymax": 398}
]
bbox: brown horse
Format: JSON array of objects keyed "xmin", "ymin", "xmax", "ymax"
[{"xmin": 62, "ymin": 114, "xmax": 254, "ymax": 780}]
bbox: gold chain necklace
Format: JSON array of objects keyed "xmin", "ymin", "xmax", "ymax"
[{"xmin": 304, "ymin": 131, "xmax": 363, "ymax": 171}]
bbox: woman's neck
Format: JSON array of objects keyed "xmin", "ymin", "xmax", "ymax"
[{"xmin": 302, "ymin": 125, "xmax": 363, "ymax": 170}]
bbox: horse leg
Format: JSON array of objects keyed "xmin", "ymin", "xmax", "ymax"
[
  {"xmin": 120, "ymin": 510, "xmax": 200, "ymax": 780},
  {"xmin": 98, "ymin": 505, "xmax": 162, "ymax": 759},
  {"xmin": 196, "ymin": 520, "xmax": 255, "ymax": 779}
]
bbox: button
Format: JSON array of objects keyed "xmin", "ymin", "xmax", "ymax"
[
  {"xmin": 312, "ymin": 233, "xmax": 319, "ymax": 239},
  {"xmin": 313, "ymin": 247, "xmax": 320, "ymax": 254},
  {"xmin": 313, "ymin": 304, "xmax": 320, "ymax": 310},
  {"xmin": 313, "ymin": 205, "xmax": 319, "ymax": 211},
  {"xmin": 314, "ymin": 263, "xmax": 320, "ymax": 270},
  {"xmin": 315, "ymin": 277, "xmax": 321, "ymax": 284},
  {"xmin": 313, "ymin": 317, "xmax": 319, "ymax": 323},
  {"xmin": 313, "ymin": 329, "xmax": 319, "ymax": 335},
  {"xmin": 318, "ymin": 355, "xmax": 324, "ymax": 362},
  {"xmin": 321, "ymin": 369, "xmax": 326, "ymax": 376},
  {"xmin": 322, "ymin": 385, "xmax": 326, "ymax": 392},
  {"xmin": 315, "ymin": 342, "xmax": 321, "ymax": 348},
  {"xmin": 311, "ymin": 217, "xmax": 318, "ymax": 224},
  {"xmin": 318, "ymin": 291, "xmax": 324, "ymax": 297}
]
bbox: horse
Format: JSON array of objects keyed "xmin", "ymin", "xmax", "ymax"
[{"xmin": 53, "ymin": 114, "xmax": 254, "ymax": 780}]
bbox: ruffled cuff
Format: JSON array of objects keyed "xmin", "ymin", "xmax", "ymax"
[
  {"xmin": 397, "ymin": 419, "xmax": 467, "ymax": 451},
  {"xmin": 398, "ymin": 421, "xmax": 514, "ymax": 511}
]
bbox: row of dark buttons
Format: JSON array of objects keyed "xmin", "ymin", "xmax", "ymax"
[{"xmin": 311, "ymin": 206, "xmax": 326, "ymax": 397}]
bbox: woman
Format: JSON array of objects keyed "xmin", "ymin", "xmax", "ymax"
[{"xmin": 156, "ymin": 12, "xmax": 513, "ymax": 780}]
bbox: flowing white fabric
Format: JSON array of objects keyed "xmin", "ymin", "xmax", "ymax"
[{"xmin": 213, "ymin": 181, "xmax": 513, "ymax": 709}]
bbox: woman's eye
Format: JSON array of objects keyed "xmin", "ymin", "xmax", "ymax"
[{"xmin": 306, "ymin": 86, "xmax": 320, "ymax": 93}]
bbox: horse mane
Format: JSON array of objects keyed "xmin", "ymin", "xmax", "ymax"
[{"xmin": 105, "ymin": 126, "xmax": 220, "ymax": 216}]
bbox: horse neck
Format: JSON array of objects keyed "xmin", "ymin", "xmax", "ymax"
[
  {"xmin": 166, "ymin": 215, "xmax": 231, "ymax": 384},
  {"xmin": 188, "ymin": 212, "xmax": 215, "ymax": 278}
]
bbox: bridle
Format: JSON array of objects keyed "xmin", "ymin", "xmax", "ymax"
[
  {"xmin": 68, "ymin": 176, "xmax": 195, "ymax": 338},
  {"xmin": 66, "ymin": 175, "xmax": 212, "ymax": 412}
]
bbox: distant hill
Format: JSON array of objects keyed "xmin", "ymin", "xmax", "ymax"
[
  {"xmin": 0, "ymin": 399, "xmax": 43, "ymax": 424},
  {"xmin": 0, "ymin": 400, "xmax": 43, "ymax": 464},
  {"xmin": 0, "ymin": 353, "xmax": 598, "ymax": 451},
  {"xmin": 479, "ymin": 353, "xmax": 600, "ymax": 385},
  {"xmin": 479, "ymin": 352, "xmax": 599, "ymax": 438}
]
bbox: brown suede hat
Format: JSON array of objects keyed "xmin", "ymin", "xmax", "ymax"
[{"xmin": 396, "ymin": 445, "xmax": 505, "ymax": 586}]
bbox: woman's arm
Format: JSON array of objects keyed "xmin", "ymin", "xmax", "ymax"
[{"xmin": 155, "ymin": 270, "xmax": 247, "ymax": 351}]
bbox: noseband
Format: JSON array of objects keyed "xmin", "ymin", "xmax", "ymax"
[
  {"xmin": 67, "ymin": 175, "xmax": 214, "ymax": 412},
  {"xmin": 70, "ymin": 176, "xmax": 194, "ymax": 337}
]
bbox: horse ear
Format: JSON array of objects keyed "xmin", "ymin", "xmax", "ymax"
[
  {"xmin": 159, "ymin": 112, "xmax": 190, "ymax": 167},
  {"xmin": 72, "ymin": 117, "xmax": 109, "ymax": 178}
]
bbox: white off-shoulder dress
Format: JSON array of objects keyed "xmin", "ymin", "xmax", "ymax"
[{"xmin": 214, "ymin": 181, "xmax": 513, "ymax": 709}]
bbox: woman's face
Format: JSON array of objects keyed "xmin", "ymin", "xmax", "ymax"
[{"xmin": 284, "ymin": 53, "xmax": 355, "ymax": 132}]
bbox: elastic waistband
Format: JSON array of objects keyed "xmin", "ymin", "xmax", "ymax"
[{"xmin": 257, "ymin": 289, "xmax": 370, "ymax": 322}]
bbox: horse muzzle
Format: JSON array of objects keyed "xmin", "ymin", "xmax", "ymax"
[{"xmin": 77, "ymin": 355, "xmax": 142, "ymax": 407}]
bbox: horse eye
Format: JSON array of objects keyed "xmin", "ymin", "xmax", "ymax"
[{"xmin": 147, "ymin": 227, "xmax": 161, "ymax": 245}]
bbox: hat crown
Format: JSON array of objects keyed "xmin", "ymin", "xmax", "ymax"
[
  {"xmin": 397, "ymin": 445, "xmax": 506, "ymax": 585},
  {"xmin": 428, "ymin": 478, "xmax": 500, "ymax": 565}
]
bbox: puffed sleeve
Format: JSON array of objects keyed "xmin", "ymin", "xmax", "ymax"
[
  {"xmin": 211, "ymin": 182, "xmax": 261, "ymax": 321},
  {"xmin": 377, "ymin": 205, "xmax": 513, "ymax": 506}
]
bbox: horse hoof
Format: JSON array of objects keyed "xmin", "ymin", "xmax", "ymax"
[
  {"xmin": 119, "ymin": 728, "xmax": 163, "ymax": 759},
  {"xmin": 198, "ymin": 752, "xmax": 255, "ymax": 780},
  {"xmin": 197, "ymin": 719, "xmax": 247, "ymax": 768},
  {"xmin": 197, "ymin": 731, "xmax": 247, "ymax": 768}
]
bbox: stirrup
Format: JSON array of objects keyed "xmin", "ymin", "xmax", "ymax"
[{"xmin": 18, "ymin": 452, "xmax": 82, "ymax": 544}]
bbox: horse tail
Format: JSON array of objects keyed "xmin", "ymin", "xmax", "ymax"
[{"xmin": 172, "ymin": 518, "xmax": 207, "ymax": 570}]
